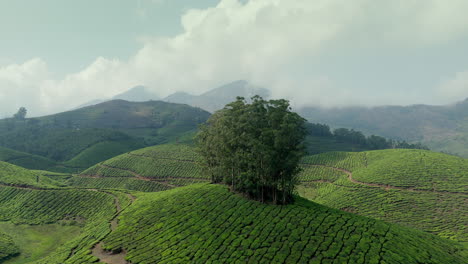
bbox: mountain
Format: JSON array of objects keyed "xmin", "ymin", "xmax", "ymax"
[
  {"xmin": 299, "ymin": 98, "xmax": 468, "ymax": 157},
  {"xmin": 0, "ymin": 100, "xmax": 210, "ymax": 171},
  {"xmin": 112, "ymin": 85, "xmax": 159, "ymax": 102},
  {"xmin": 74, "ymin": 85, "xmax": 159, "ymax": 109},
  {"xmin": 164, "ymin": 80, "xmax": 271, "ymax": 112}
]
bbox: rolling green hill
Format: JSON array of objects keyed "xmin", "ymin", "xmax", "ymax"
[
  {"xmin": 0, "ymin": 100, "xmax": 210, "ymax": 172},
  {"xmin": 75, "ymin": 144, "xmax": 207, "ymax": 192},
  {"xmin": 102, "ymin": 184, "xmax": 466, "ymax": 264},
  {"xmin": 0, "ymin": 185, "xmax": 125, "ymax": 263},
  {"xmin": 0, "ymin": 146, "xmax": 59, "ymax": 171},
  {"xmin": 0, "ymin": 160, "xmax": 58, "ymax": 188},
  {"xmin": 0, "ymin": 144, "xmax": 466, "ymax": 263},
  {"xmin": 298, "ymin": 149, "xmax": 468, "ymax": 242},
  {"xmin": 76, "ymin": 144, "xmax": 467, "ymax": 244}
]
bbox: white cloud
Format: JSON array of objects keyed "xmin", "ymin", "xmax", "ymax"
[
  {"xmin": 437, "ymin": 71, "xmax": 468, "ymax": 104},
  {"xmin": 2, "ymin": 0, "xmax": 468, "ymax": 116}
]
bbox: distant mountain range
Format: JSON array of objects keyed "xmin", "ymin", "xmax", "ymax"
[
  {"xmin": 74, "ymin": 80, "xmax": 468, "ymax": 157},
  {"xmin": 75, "ymin": 85, "xmax": 160, "ymax": 108},
  {"xmin": 298, "ymin": 98, "xmax": 468, "ymax": 157},
  {"xmin": 164, "ymin": 80, "xmax": 270, "ymax": 112}
]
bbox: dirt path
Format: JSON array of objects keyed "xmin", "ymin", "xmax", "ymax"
[
  {"xmin": 303, "ymin": 164, "xmax": 466, "ymax": 195},
  {"xmin": 91, "ymin": 191, "xmax": 133, "ymax": 264}
]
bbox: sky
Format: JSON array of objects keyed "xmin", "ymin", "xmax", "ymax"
[{"xmin": 1, "ymin": 0, "xmax": 468, "ymax": 117}]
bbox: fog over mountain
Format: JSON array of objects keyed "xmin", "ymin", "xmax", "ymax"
[{"xmin": 1, "ymin": 0, "xmax": 468, "ymax": 117}]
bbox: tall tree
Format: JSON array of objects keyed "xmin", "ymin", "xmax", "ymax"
[
  {"xmin": 13, "ymin": 107, "xmax": 27, "ymax": 120},
  {"xmin": 197, "ymin": 96, "xmax": 307, "ymax": 204}
]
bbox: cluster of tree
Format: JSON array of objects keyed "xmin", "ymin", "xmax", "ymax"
[
  {"xmin": 306, "ymin": 123, "xmax": 429, "ymax": 150},
  {"xmin": 13, "ymin": 107, "xmax": 27, "ymax": 120},
  {"xmin": 197, "ymin": 96, "xmax": 307, "ymax": 204}
]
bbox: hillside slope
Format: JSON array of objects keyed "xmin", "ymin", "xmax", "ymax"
[
  {"xmin": 0, "ymin": 100, "xmax": 210, "ymax": 171},
  {"xmin": 298, "ymin": 149, "xmax": 468, "ymax": 242},
  {"xmin": 76, "ymin": 144, "xmax": 467, "ymax": 243},
  {"xmin": 102, "ymin": 184, "xmax": 466, "ymax": 264},
  {"xmin": 74, "ymin": 144, "xmax": 206, "ymax": 192},
  {"xmin": 299, "ymin": 98, "xmax": 468, "ymax": 157},
  {"xmin": 0, "ymin": 146, "xmax": 59, "ymax": 171},
  {"xmin": 0, "ymin": 160, "xmax": 58, "ymax": 188}
]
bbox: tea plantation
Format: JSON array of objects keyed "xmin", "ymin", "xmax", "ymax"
[
  {"xmin": 102, "ymin": 184, "xmax": 466, "ymax": 264},
  {"xmin": 298, "ymin": 149, "xmax": 468, "ymax": 242}
]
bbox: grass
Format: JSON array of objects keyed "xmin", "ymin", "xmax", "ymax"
[
  {"xmin": 298, "ymin": 149, "xmax": 468, "ymax": 242},
  {"xmin": 0, "ymin": 222, "xmax": 81, "ymax": 264},
  {"xmin": 0, "ymin": 185, "xmax": 119, "ymax": 263},
  {"xmin": 0, "ymin": 232, "xmax": 19, "ymax": 262},
  {"xmin": 102, "ymin": 184, "xmax": 466, "ymax": 264},
  {"xmin": 0, "ymin": 161, "xmax": 58, "ymax": 188}
]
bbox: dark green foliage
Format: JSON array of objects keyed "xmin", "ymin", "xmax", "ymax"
[
  {"xmin": 102, "ymin": 184, "xmax": 466, "ymax": 264},
  {"xmin": 0, "ymin": 232, "xmax": 19, "ymax": 261},
  {"xmin": 13, "ymin": 107, "xmax": 27, "ymax": 120},
  {"xmin": 0, "ymin": 128, "xmax": 143, "ymax": 162},
  {"xmin": 197, "ymin": 96, "xmax": 307, "ymax": 204},
  {"xmin": 0, "ymin": 146, "xmax": 59, "ymax": 171},
  {"xmin": 0, "ymin": 100, "xmax": 210, "ymax": 172}
]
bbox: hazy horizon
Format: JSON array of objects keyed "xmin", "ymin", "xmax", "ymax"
[{"xmin": 1, "ymin": 0, "xmax": 468, "ymax": 117}]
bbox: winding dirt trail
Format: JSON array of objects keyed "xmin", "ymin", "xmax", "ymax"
[
  {"xmin": 91, "ymin": 191, "xmax": 133, "ymax": 264},
  {"xmin": 305, "ymin": 164, "xmax": 466, "ymax": 195}
]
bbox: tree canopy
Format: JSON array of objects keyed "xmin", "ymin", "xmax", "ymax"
[
  {"xmin": 13, "ymin": 107, "xmax": 27, "ymax": 120},
  {"xmin": 196, "ymin": 96, "xmax": 307, "ymax": 204}
]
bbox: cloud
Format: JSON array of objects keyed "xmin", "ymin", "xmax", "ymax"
[
  {"xmin": 437, "ymin": 71, "xmax": 468, "ymax": 104},
  {"xmin": 2, "ymin": 0, "xmax": 468, "ymax": 116}
]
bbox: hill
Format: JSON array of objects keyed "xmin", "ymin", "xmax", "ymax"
[
  {"xmin": 76, "ymin": 144, "xmax": 467, "ymax": 243},
  {"xmin": 74, "ymin": 144, "xmax": 207, "ymax": 192},
  {"xmin": 74, "ymin": 85, "xmax": 160, "ymax": 108},
  {"xmin": 101, "ymin": 184, "xmax": 465, "ymax": 263},
  {"xmin": 164, "ymin": 80, "xmax": 271, "ymax": 112},
  {"xmin": 299, "ymin": 98, "xmax": 468, "ymax": 157},
  {"xmin": 0, "ymin": 160, "xmax": 58, "ymax": 188},
  {"xmin": 0, "ymin": 185, "xmax": 125, "ymax": 263},
  {"xmin": 298, "ymin": 149, "xmax": 468, "ymax": 242},
  {"xmin": 0, "ymin": 100, "xmax": 210, "ymax": 172},
  {"xmin": 0, "ymin": 146, "xmax": 59, "ymax": 171}
]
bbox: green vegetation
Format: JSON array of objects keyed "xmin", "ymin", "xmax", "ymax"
[
  {"xmin": 0, "ymin": 146, "xmax": 59, "ymax": 171},
  {"xmin": 102, "ymin": 184, "xmax": 466, "ymax": 264},
  {"xmin": 0, "ymin": 161, "xmax": 58, "ymax": 188},
  {"xmin": 67, "ymin": 177, "xmax": 172, "ymax": 192},
  {"xmin": 305, "ymin": 123, "xmax": 427, "ymax": 155},
  {"xmin": 0, "ymin": 100, "xmax": 210, "ymax": 172},
  {"xmin": 79, "ymin": 144, "xmax": 207, "ymax": 186},
  {"xmin": 0, "ymin": 185, "xmax": 121, "ymax": 263},
  {"xmin": 0, "ymin": 223, "xmax": 80, "ymax": 264},
  {"xmin": 298, "ymin": 149, "xmax": 468, "ymax": 242},
  {"xmin": 0, "ymin": 232, "xmax": 19, "ymax": 262},
  {"xmin": 299, "ymin": 99, "xmax": 468, "ymax": 157},
  {"xmin": 197, "ymin": 96, "xmax": 307, "ymax": 204}
]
